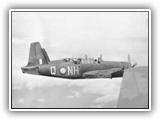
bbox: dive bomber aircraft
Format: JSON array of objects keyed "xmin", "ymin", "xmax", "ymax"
[{"xmin": 21, "ymin": 42, "xmax": 137, "ymax": 79}]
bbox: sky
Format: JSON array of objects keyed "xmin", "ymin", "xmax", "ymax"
[{"xmin": 12, "ymin": 11, "xmax": 148, "ymax": 108}]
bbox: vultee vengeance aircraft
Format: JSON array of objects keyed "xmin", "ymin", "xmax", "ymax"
[{"xmin": 21, "ymin": 42, "xmax": 137, "ymax": 79}]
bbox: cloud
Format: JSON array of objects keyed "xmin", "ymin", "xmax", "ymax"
[
  {"xmin": 68, "ymin": 78, "xmax": 122, "ymax": 105},
  {"xmin": 74, "ymin": 92, "xmax": 81, "ymax": 98},
  {"xmin": 36, "ymin": 98, "xmax": 45, "ymax": 102},
  {"xmin": 67, "ymin": 96, "xmax": 74, "ymax": 99},
  {"xmin": 12, "ymin": 67, "xmax": 121, "ymax": 108},
  {"xmin": 94, "ymin": 94, "xmax": 119, "ymax": 104},
  {"xmin": 12, "ymin": 69, "xmax": 70, "ymax": 90},
  {"xmin": 69, "ymin": 78, "xmax": 121, "ymax": 94},
  {"xmin": 91, "ymin": 104, "xmax": 103, "ymax": 108},
  {"xmin": 71, "ymin": 91, "xmax": 81, "ymax": 98},
  {"xmin": 67, "ymin": 90, "xmax": 81, "ymax": 99},
  {"xmin": 17, "ymin": 98, "xmax": 25, "ymax": 103}
]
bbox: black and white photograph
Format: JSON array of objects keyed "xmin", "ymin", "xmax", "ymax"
[{"xmin": 9, "ymin": 9, "xmax": 151, "ymax": 111}]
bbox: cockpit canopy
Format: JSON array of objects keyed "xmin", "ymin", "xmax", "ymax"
[
  {"xmin": 62, "ymin": 55, "xmax": 103, "ymax": 64},
  {"xmin": 81, "ymin": 58, "xmax": 94, "ymax": 64}
]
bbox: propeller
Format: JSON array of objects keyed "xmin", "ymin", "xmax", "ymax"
[
  {"xmin": 128, "ymin": 54, "xmax": 137, "ymax": 68},
  {"xmin": 132, "ymin": 63, "xmax": 137, "ymax": 68}
]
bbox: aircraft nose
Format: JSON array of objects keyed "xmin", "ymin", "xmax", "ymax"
[{"xmin": 123, "ymin": 62, "xmax": 132, "ymax": 69}]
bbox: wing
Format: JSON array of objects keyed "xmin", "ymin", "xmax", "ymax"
[
  {"xmin": 83, "ymin": 68, "xmax": 123, "ymax": 78},
  {"xmin": 117, "ymin": 66, "xmax": 148, "ymax": 108}
]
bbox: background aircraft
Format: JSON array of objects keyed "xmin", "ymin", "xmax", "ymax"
[{"xmin": 21, "ymin": 42, "xmax": 137, "ymax": 79}]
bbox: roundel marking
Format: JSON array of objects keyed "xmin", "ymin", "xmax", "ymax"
[{"xmin": 60, "ymin": 68, "xmax": 67, "ymax": 74}]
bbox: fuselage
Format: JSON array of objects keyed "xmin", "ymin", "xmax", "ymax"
[{"xmin": 37, "ymin": 60, "xmax": 131, "ymax": 79}]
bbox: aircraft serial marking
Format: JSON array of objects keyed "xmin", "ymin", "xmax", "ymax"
[
  {"xmin": 68, "ymin": 66, "xmax": 79, "ymax": 75},
  {"xmin": 50, "ymin": 66, "xmax": 56, "ymax": 75},
  {"xmin": 50, "ymin": 66, "xmax": 80, "ymax": 76}
]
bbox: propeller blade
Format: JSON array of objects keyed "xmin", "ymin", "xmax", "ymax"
[{"xmin": 132, "ymin": 63, "xmax": 137, "ymax": 68}]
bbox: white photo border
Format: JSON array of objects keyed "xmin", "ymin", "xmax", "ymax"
[{"xmin": 9, "ymin": 9, "xmax": 151, "ymax": 111}]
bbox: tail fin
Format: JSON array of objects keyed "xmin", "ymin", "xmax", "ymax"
[{"xmin": 27, "ymin": 42, "xmax": 50, "ymax": 67}]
